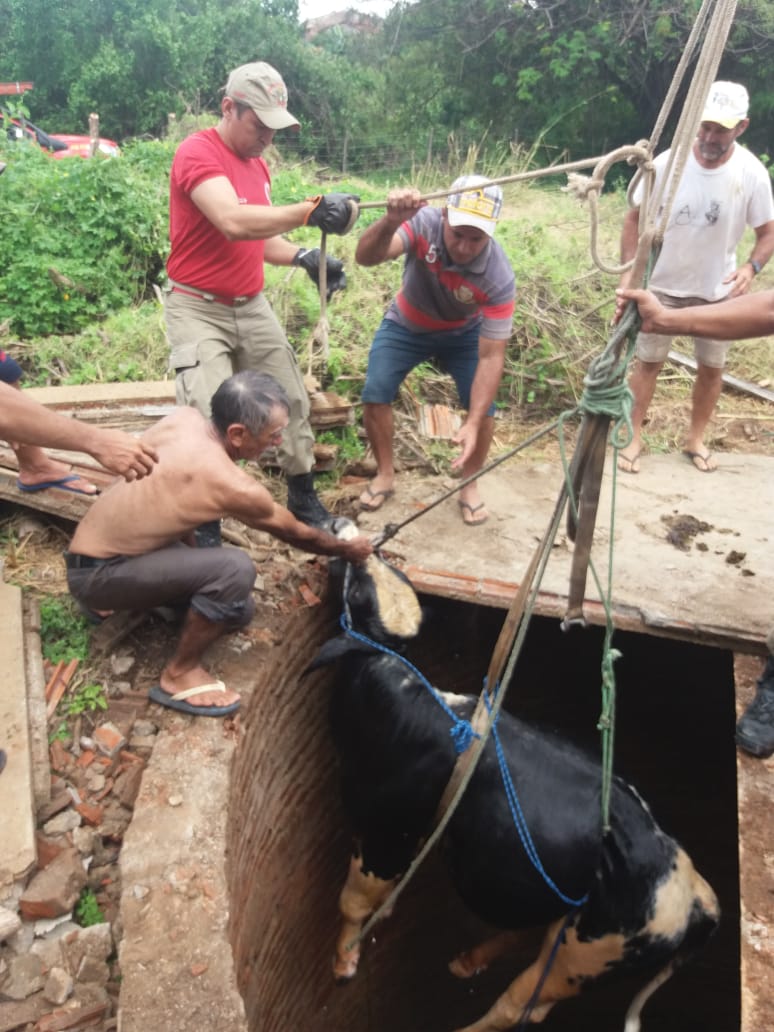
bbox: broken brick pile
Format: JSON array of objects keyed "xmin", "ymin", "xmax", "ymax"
[{"xmin": 0, "ymin": 652, "xmax": 158, "ymax": 1032}]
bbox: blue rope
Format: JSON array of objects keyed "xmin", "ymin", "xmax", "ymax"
[
  {"xmin": 339, "ymin": 602, "xmax": 588, "ymax": 907},
  {"xmin": 338, "ymin": 611, "xmax": 478, "ymax": 755},
  {"xmin": 514, "ymin": 909, "xmax": 578, "ymax": 1030},
  {"xmin": 485, "ymin": 690, "xmax": 589, "ymax": 909}
]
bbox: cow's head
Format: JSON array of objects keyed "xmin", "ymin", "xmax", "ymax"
[
  {"xmin": 337, "ymin": 521, "xmax": 422, "ymax": 647},
  {"xmin": 342, "ymin": 552, "xmax": 422, "ymax": 648},
  {"xmin": 309, "ymin": 524, "xmax": 423, "ymax": 672}
]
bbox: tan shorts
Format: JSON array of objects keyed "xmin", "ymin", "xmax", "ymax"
[
  {"xmin": 164, "ymin": 287, "xmax": 315, "ymax": 476},
  {"xmin": 636, "ymin": 293, "xmax": 731, "ymax": 369}
]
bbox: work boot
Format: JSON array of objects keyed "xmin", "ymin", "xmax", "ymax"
[
  {"xmin": 286, "ymin": 472, "xmax": 335, "ymax": 531},
  {"xmin": 194, "ymin": 520, "xmax": 222, "ymax": 548},
  {"xmin": 735, "ymin": 656, "xmax": 774, "ymax": 758}
]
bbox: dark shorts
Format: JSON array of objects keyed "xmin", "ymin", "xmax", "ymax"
[
  {"xmin": 0, "ymin": 351, "xmax": 23, "ymax": 384},
  {"xmin": 361, "ymin": 318, "xmax": 493, "ymax": 415},
  {"xmin": 65, "ymin": 543, "xmax": 257, "ymax": 628}
]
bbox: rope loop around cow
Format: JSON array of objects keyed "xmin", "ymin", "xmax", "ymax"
[
  {"xmin": 485, "ymin": 691, "xmax": 590, "ymax": 908},
  {"xmin": 338, "ymin": 577, "xmax": 479, "ymax": 755}
]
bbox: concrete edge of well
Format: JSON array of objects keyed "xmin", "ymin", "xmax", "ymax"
[{"xmin": 117, "ymin": 717, "xmax": 248, "ymax": 1032}]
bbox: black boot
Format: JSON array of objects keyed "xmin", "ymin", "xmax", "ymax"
[
  {"xmin": 735, "ymin": 655, "xmax": 774, "ymax": 758},
  {"xmin": 286, "ymin": 472, "xmax": 335, "ymax": 531}
]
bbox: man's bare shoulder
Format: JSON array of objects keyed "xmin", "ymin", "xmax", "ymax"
[{"xmin": 143, "ymin": 406, "xmax": 209, "ymax": 444}]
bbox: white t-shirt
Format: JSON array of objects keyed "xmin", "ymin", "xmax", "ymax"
[{"xmin": 635, "ymin": 145, "xmax": 774, "ymax": 301}]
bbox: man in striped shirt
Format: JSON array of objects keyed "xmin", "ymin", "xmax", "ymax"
[{"xmin": 355, "ymin": 175, "xmax": 516, "ymax": 526}]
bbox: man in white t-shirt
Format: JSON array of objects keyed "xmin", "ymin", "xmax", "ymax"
[{"xmin": 614, "ymin": 81, "xmax": 774, "ymax": 474}]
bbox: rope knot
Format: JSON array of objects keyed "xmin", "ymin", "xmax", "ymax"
[
  {"xmin": 627, "ymin": 140, "xmax": 653, "ymax": 168},
  {"xmin": 450, "ymin": 719, "xmax": 477, "ymax": 755},
  {"xmin": 561, "ymin": 172, "xmax": 605, "ymax": 203}
]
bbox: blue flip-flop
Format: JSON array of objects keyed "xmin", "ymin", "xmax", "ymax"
[
  {"xmin": 148, "ymin": 682, "xmax": 241, "ymax": 718},
  {"xmin": 17, "ymin": 474, "xmax": 98, "ymax": 496}
]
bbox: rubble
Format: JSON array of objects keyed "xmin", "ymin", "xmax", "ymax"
[{"xmin": 1, "ymin": 640, "xmax": 156, "ymax": 1032}]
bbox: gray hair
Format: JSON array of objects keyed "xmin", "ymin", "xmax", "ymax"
[{"xmin": 210, "ymin": 372, "xmax": 290, "ymax": 436}]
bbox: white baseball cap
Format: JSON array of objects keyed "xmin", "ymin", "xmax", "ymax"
[
  {"xmin": 701, "ymin": 81, "xmax": 749, "ymax": 129},
  {"xmin": 446, "ymin": 175, "xmax": 503, "ymax": 237}
]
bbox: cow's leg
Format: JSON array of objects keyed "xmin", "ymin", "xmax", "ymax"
[
  {"xmin": 333, "ymin": 853, "xmax": 397, "ymax": 981},
  {"xmin": 449, "ymin": 929, "xmax": 537, "ymax": 979},
  {"xmin": 453, "ymin": 918, "xmax": 627, "ymax": 1032}
]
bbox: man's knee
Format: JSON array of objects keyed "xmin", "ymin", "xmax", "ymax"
[{"xmin": 192, "ymin": 550, "xmax": 257, "ymax": 628}]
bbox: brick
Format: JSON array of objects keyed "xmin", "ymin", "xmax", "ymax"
[
  {"xmin": 34, "ymin": 1001, "xmax": 109, "ymax": 1031},
  {"xmin": 74, "ymin": 802, "xmax": 103, "ymax": 827},
  {"xmin": 48, "ymin": 741, "xmax": 71, "ymax": 774},
  {"xmin": 37, "ymin": 791, "xmax": 74, "ymax": 826},
  {"xmin": 35, "ymin": 832, "xmax": 69, "ymax": 870},
  {"xmin": 19, "ymin": 849, "xmax": 87, "ymax": 921},
  {"xmin": 113, "ymin": 766, "xmax": 143, "ymax": 811},
  {"xmin": 92, "ymin": 724, "xmax": 126, "ymax": 760}
]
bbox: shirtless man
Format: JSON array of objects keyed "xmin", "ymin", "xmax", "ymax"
[{"xmin": 65, "ymin": 371, "xmax": 373, "ymax": 717}]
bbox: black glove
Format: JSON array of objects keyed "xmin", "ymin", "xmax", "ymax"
[
  {"xmin": 304, "ymin": 193, "xmax": 360, "ymax": 235},
  {"xmin": 293, "ymin": 248, "xmax": 347, "ymax": 301}
]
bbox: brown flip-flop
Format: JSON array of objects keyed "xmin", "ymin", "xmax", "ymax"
[
  {"xmin": 617, "ymin": 451, "xmax": 641, "ymax": 474},
  {"xmin": 682, "ymin": 449, "xmax": 717, "ymax": 473},
  {"xmin": 359, "ymin": 484, "xmax": 395, "ymax": 512},
  {"xmin": 458, "ymin": 500, "xmax": 489, "ymax": 526}
]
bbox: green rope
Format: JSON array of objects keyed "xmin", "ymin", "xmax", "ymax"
[{"xmin": 555, "ymin": 259, "xmax": 650, "ymax": 828}]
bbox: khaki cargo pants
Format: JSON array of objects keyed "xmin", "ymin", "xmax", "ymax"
[{"xmin": 164, "ymin": 288, "xmax": 315, "ymax": 476}]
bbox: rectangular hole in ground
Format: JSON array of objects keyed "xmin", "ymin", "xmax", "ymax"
[
  {"xmin": 237, "ymin": 596, "xmax": 741, "ymax": 1032},
  {"xmin": 375, "ymin": 595, "xmax": 741, "ymax": 1032}
]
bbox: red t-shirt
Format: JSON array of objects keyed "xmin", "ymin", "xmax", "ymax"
[{"xmin": 167, "ymin": 127, "xmax": 271, "ymax": 297}]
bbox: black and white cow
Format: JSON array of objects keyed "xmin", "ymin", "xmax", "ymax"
[{"xmin": 309, "ymin": 547, "xmax": 720, "ymax": 1032}]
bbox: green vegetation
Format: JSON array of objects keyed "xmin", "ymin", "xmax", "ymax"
[
  {"xmin": 39, "ymin": 597, "xmax": 92, "ymax": 663},
  {"xmin": 74, "ymin": 888, "xmax": 105, "ymax": 928},
  {"xmin": 64, "ymin": 682, "xmax": 109, "ymax": 717},
  {"xmin": 0, "ymin": 139, "xmax": 171, "ymax": 338},
  {"xmin": 2, "ymin": 1, "xmax": 772, "ymax": 166}
]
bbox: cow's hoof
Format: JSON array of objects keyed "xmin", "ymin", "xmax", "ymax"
[
  {"xmin": 333, "ymin": 953, "xmax": 360, "ymax": 982},
  {"xmin": 449, "ymin": 952, "xmax": 486, "ymax": 979}
]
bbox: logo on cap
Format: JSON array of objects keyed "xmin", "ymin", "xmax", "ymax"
[
  {"xmin": 701, "ymin": 81, "xmax": 749, "ymax": 129},
  {"xmin": 447, "ymin": 175, "xmax": 503, "ymax": 237}
]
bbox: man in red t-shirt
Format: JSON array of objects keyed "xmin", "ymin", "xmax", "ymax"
[{"xmin": 164, "ymin": 61, "xmax": 359, "ymax": 537}]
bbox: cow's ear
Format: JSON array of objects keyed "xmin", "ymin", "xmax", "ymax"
[{"xmin": 304, "ymin": 635, "xmax": 364, "ymax": 673}]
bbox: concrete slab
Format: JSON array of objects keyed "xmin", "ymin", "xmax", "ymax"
[
  {"xmin": 118, "ymin": 716, "xmax": 247, "ymax": 1032},
  {"xmin": 0, "ymin": 577, "xmax": 36, "ymax": 887},
  {"xmin": 357, "ymin": 450, "xmax": 774, "ymax": 654}
]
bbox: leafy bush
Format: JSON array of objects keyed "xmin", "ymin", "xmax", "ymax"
[{"xmin": 0, "ymin": 140, "xmax": 172, "ymax": 337}]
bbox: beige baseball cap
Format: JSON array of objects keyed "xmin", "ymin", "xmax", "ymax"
[{"xmin": 224, "ymin": 62, "xmax": 300, "ymax": 130}]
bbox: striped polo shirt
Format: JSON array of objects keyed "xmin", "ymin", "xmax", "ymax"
[{"xmin": 385, "ymin": 206, "xmax": 515, "ymax": 339}]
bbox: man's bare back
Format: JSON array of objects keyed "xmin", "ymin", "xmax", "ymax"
[{"xmin": 70, "ymin": 407, "xmax": 275, "ymax": 558}]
